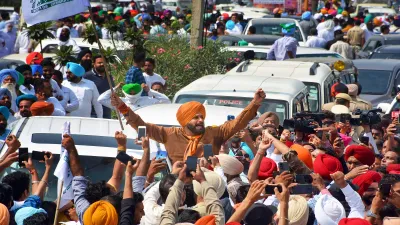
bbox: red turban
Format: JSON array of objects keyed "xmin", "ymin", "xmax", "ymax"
[
  {"xmin": 345, "ymin": 145, "xmax": 375, "ymax": 166},
  {"xmin": 195, "ymin": 215, "xmax": 216, "ymax": 225},
  {"xmin": 253, "ymin": 157, "xmax": 277, "ymax": 180},
  {"xmin": 331, "ymin": 82, "xmax": 338, "ymax": 97},
  {"xmin": 387, "ymin": 164, "xmax": 400, "ymax": 175},
  {"xmin": 339, "ymin": 218, "xmax": 371, "ymax": 225},
  {"xmin": 31, "ymin": 101, "xmax": 54, "ymax": 116},
  {"xmin": 351, "ymin": 171, "xmax": 382, "ymax": 196},
  {"xmin": 314, "ymin": 154, "xmax": 343, "ymax": 181},
  {"xmin": 26, "ymin": 52, "xmax": 44, "ymax": 65},
  {"xmin": 291, "ymin": 144, "xmax": 313, "ymax": 170}
]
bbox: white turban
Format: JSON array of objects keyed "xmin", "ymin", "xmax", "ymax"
[
  {"xmin": 193, "ymin": 170, "xmax": 226, "ymax": 199},
  {"xmin": 215, "ymin": 154, "xmax": 243, "ymax": 176},
  {"xmin": 314, "ymin": 13, "xmax": 322, "ymax": 20},
  {"xmin": 277, "ymin": 195, "xmax": 309, "ymax": 225},
  {"xmin": 315, "ymin": 194, "xmax": 346, "ymax": 225}
]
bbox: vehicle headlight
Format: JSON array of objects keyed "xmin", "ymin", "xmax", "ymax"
[{"xmin": 334, "ymin": 60, "xmax": 345, "ymax": 72}]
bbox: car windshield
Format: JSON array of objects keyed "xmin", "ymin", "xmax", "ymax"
[
  {"xmin": 251, "ymin": 23, "xmax": 303, "ymax": 42},
  {"xmin": 304, "ymin": 83, "xmax": 320, "ymax": 112},
  {"xmin": 370, "ymin": 53, "xmax": 400, "ymax": 60},
  {"xmin": 358, "ymin": 69, "xmax": 392, "ymax": 95},
  {"xmin": 176, "ymin": 95, "xmax": 288, "ymax": 123}
]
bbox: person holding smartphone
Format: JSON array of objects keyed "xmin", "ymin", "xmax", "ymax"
[{"xmin": 111, "ymin": 88, "xmax": 265, "ymax": 163}]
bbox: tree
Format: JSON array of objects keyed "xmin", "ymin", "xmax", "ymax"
[{"xmin": 54, "ymin": 45, "xmax": 76, "ymax": 69}]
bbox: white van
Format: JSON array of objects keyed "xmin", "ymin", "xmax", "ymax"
[
  {"xmin": 172, "ymin": 75, "xmax": 310, "ymax": 123},
  {"xmin": 226, "ymin": 60, "xmax": 356, "ymax": 112},
  {"xmin": 162, "ymin": 0, "xmax": 192, "ymax": 12}
]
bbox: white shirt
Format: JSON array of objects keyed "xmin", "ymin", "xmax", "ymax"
[
  {"xmin": 341, "ymin": 184, "xmax": 365, "ymax": 218},
  {"xmin": 330, "ymin": 40, "xmax": 353, "ymax": 59},
  {"xmin": 318, "ymin": 29, "xmax": 334, "ymax": 42},
  {"xmin": 62, "ymin": 78, "xmax": 103, "ymax": 118},
  {"xmin": 59, "ymin": 85, "xmax": 79, "ymax": 113},
  {"xmin": 362, "ymin": 26, "xmax": 375, "ymax": 41},
  {"xmin": 140, "ymin": 182, "xmax": 164, "ymax": 225},
  {"xmin": 46, "ymin": 97, "xmax": 66, "ymax": 116},
  {"xmin": 14, "ymin": 30, "xmax": 30, "ymax": 54},
  {"xmin": 19, "ymin": 85, "xmax": 35, "ymax": 95},
  {"xmin": 58, "ymin": 39, "xmax": 81, "ymax": 54},
  {"xmin": 306, "ymin": 36, "xmax": 327, "ymax": 48},
  {"xmin": 50, "ymin": 79, "xmax": 64, "ymax": 99},
  {"xmin": 143, "ymin": 72, "xmax": 166, "ymax": 88},
  {"xmin": 226, "ymin": 24, "xmax": 242, "ymax": 35},
  {"xmin": 235, "ymin": 22, "xmax": 243, "ymax": 33},
  {"xmin": 98, "ymin": 88, "xmax": 170, "ymax": 111}
]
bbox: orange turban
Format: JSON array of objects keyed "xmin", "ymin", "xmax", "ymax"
[
  {"xmin": 176, "ymin": 101, "xmax": 206, "ymax": 127},
  {"xmin": 195, "ymin": 215, "xmax": 216, "ymax": 225},
  {"xmin": 291, "ymin": 144, "xmax": 313, "ymax": 170},
  {"xmin": 373, "ymin": 18, "xmax": 382, "ymax": 26},
  {"xmin": 31, "ymin": 101, "xmax": 54, "ymax": 116},
  {"xmin": 0, "ymin": 203, "xmax": 9, "ymax": 225},
  {"xmin": 26, "ymin": 52, "xmax": 44, "ymax": 65},
  {"xmin": 321, "ymin": 8, "xmax": 328, "ymax": 14},
  {"xmin": 83, "ymin": 201, "xmax": 118, "ymax": 225}
]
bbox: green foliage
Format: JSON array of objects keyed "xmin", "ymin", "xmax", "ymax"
[
  {"xmin": 100, "ymin": 47, "xmax": 118, "ymax": 64},
  {"xmin": 26, "ymin": 21, "xmax": 54, "ymax": 42},
  {"xmin": 104, "ymin": 19, "xmax": 121, "ymax": 49},
  {"xmin": 113, "ymin": 36, "xmax": 236, "ymax": 98},
  {"xmin": 123, "ymin": 28, "xmax": 146, "ymax": 55},
  {"xmin": 82, "ymin": 24, "xmax": 97, "ymax": 45},
  {"xmin": 54, "ymin": 45, "xmax": 76, "ymax": 66}
]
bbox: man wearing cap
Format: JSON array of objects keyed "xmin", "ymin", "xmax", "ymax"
[
  {"xmin": 62, "ymin": 62, "xmax": 103, "ymax": 118},
  {"xmin": 0, "ymin": 88, "xmax": 16, "ymax": 123},
  {"xmin": 346, "ymin": 84, "xmax": 371, "ymax": 111},
  {"xmin": 58, "ymin": 26, "xmax": 81, "ymax": 54},
  {"xmin": 300, "ymin": 11, "xmax": 317, "ymax": 37},
  {"xmin": 267, "ymin": 23, "xmax": 298, "ymax": 61},
  {"xmin": 30, "ymin": 101, "xmax": 55, "ymax": 116},
  {"xmin": 111, "ymin": 88, "xmax": 264, "ymax": 163},
  {"xmin": 0, "ymin": 69, "xmax": 20, "ymax": 113},
  {"xmin": 98, "ymin": 82, "xmax": 170, "ymax": 112},
  {"xmin": 15, "ymin": 94, "xmax": 37, "ymax": 119},
  {"xmin": 322, "ymin": 83, "xmax": 349, "ymax": 111},
  {"xmin": 0, "ymin": 106, "xmax": 11, "ymax": 141}
]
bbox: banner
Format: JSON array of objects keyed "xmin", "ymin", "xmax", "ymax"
[
  {"xmin": 54, "ymin": 122, "xmax": 73, "ymax": 209},
  {"xmin": 22, "ymin": 0, "xmax": 90, "ymax": 26}
]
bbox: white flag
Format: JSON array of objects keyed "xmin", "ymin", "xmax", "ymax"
[
  {"xmin": 54, "ymin": 121, "xmax": 74, "ymax": 209},
  {"xmin": 22, "ymin": 0, "xmax": 90, "ymax": 26}
]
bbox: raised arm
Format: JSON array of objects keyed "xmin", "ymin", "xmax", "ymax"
[
  {"xmin": 62, "ymin": 134, "xmax": 83, "ymax": 177},
  {"xmin": 33, "ymin": 152, "xmax": 54, "ymax": 200},
  {"xmin": 120, "ymin": 160, "xmax": 140, "ymax": 225},
  {"xmin": 23, "ymin": 158, "xmax": 40, "ymax": 194},
  {"xmin": 248, "ymin": 132, "xmax": 270, "ymax": 183},
  {"xmin": 107, "ymin": 131, "xmax": 128, "ymax": 193}
]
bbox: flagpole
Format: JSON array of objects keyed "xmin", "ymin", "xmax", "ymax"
[
  {"xmin": 87, "ymin": 6, "xmax": 124, "ymax": 130},
  {"xmin": 53, "ymin": 181, "xmax": 64, "ymax": 225}
]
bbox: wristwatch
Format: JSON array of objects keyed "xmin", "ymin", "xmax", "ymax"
[{"xmin": 366, "ymin": 210, "xmax": 377, "ymax": 218}]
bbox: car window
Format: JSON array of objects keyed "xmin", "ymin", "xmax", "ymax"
[
  {"xmin": 370, "ymin": 53, "xmax": 400, "ymax": 60},
  {"xmin": 42, "ymin": 44, "xmax": 59, "ymax": 54},
  {"xmin": 358, "ymin": 69, "xmax": 392, "ymax": 95},
  {"xmin": 304, "ymin": 83, "xmax": 320, "ymax": 112},
  {"xmin": 376, "ymin": 41, "xmax": 383, "ymax": 49},
  {"xmin": 252, "ymin": 24, "xmax": 303, "ymax": 42},
  {"xmin": 363, "ymin": 40, "xmax": 377, "ymax": 52}
]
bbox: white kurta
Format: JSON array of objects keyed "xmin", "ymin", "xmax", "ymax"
[
  {"xmin": 14, "ymin": 30, "xmax": 31, "ymax": 54},
  {"xmin": 46, "ymin": 97, "xmax": 66, "ymax": 116},
  {"xmin": 62, "ymin": 78, "xmax": 103, "ymax": 118},
  {"xmin": 59, "ymin": 85, "xmax": 79, "ymax": 113}
]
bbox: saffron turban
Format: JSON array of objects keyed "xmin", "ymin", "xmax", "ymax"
[
  {"xmin": 344, "ymin": 145, "xmax": 375, "ymax": 166},
  {"xmin": 31, "ymin": 101, "xmax": 54, "ymax": 116},
  {"xmin": 176, "ymin": 101, "xmax": 206, "ymax": 127},
  {"xmin": 314, "ymin": 154, "xmax": 343, "ymax": 180},
  {"xmin": 195, "ymin": 215, "xmax": 216, "ymax": 225},
  {"xmin": 83, "ymin": 200, "xmax": 118, "ymax": 225},
  {"xmin": 291, "ymin": 144, "xmax": 313, "ymax": 170},
  {"xmin": 0, "ymin": 203, "xmax": 9, "ymax": 225}
]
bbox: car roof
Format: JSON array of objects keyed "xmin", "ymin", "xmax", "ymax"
[
  {"xmin": 0, "ymin": 59, "xmax": 25, "ymax": 70},
  {"xmin": 373, "ymin": 34, "xmax": 400, "ymax": 40},
  {"xmin": 135, "ymin": 104, "xmax": 246, "ymax": 127},
  {"xmin": 1, "ymin": 53, "xmax": 56, "ymax": 62},
  {"xmin": 248, "ymin": 18, "xmax": 299, "ymax": 24},
  {"xmin": 1, "ymin": 117, "xmax": 155, "ymax": 159},
  {"xmin": 353, "ymin": 59, "xmax": 400, "ymax": 70},
  {"xmin": 226, "ymin": 45, "xmax": 337, "ymax": 55},
  {"xmin": 175, "ymin": 74, "xmax": 307, "ymax": 102},
  {"xmin": 218, "ymin": 35, "xmax": 280, "ymax": 45},
  {"xmin": 227, "ymin": 60, "xmax": 333, "ymax": 83},
  {"xmin": 373, "ymin": 45, "xmax": 400, "ymax": 53}
]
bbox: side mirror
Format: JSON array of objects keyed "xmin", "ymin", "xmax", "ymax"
[{"xmin": 377, "ymin": 103, "xmax": 391, "ymax": 114}]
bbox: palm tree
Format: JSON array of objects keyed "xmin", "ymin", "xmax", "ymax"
[
  {"xmin": 26, "ymin": 21, "xmax": 54, "ymax": 53},
  {"xmin": 54, "ymin": 45, "xmax": 76, "ymax": 70}
]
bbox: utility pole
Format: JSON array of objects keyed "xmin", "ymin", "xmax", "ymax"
[{"xmin": 190, "ymin": 0, "xmax": 205, "ymax": 48}]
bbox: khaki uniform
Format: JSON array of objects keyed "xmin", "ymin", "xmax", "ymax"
[
  {"xmin": 322, "ymin": 102, "xmax": 336, "ymax": 111},
  {"xmin": 349, "ymin": 96, "xmax": 372, "ymax": 112},
  {"xmin": 347, "ymin": 26, "xmax": 365, "ymax": 47}
]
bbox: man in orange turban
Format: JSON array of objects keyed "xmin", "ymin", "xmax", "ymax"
[
  {"xmin": 83, "ymin": 200, "xmax": 118, "ymax": 225},
  {"xmin": 111, "ymin": 89, "xmax": 265, "ymax": 162},
  {"xmin": 30, "ymin": 101, "xmax": 54, "ymax": 116}
]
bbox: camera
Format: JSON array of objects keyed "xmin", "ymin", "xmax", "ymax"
[
  {"xmin": 283, "ymin": 112, "xmax": 325, "ymax": 133},
  {"xmin": 350, "ymin": 109, "xmax": 382, "ymax": 126}
]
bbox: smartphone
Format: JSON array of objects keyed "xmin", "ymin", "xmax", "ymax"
[
  {"xmin": 18, "ymin": 148, "xmax": 29, "ymax": 167},
  {"xmin": 316, "ymin": 130, "xmax": 323, "ymax": 139},
  {"xmin": 295, "ymin": 174, "xmax": 313, "ymax": 184},
  {"xmin": 31, "ymin": 151, "xmax": 50, "ymax": 161},
  {"xmin": 155, "ymin": 150, "xmax": 167, "ymax": 160},
  {"xmin": 290, "ymin": 184, "xmax": 313, "ymax": 194},
  {"xmin": 227, "ymin": 115, "xmax": 235, "ymax": 121},
  {"xmin": 116, "ymin": 151, "xmax": 136, "ymax": 165},
  {"xmin": 203, "ymin": 144, "xmax": 213, "ymax": 160},
  {"xmin": 278, "ymin": 162, "xmax": 290, "ymax": 172},
  {"xmin": 396, "ymin": 116, "xmax": 400, "ymax": 133},
  {"xmin": 265, "ymin": 185, "xmax": 282, "ymax": 194},
  {"xmin": 360, "ymin": 136, "xmax": 369, "ymax": 145},
  {"xmin": 137, "ymin": 126, "xmax": 146, "ymax": 141},
  {"xmin": 380, "ymin": 183, "xmax": 392, "ymax": 198},
  {"xmin": 272, "ymin": 171, "xmax": 280, "ymax": 178},
  {"xmin": 186, "ymin": 156, "xmax": 198, "ymax": 172}
]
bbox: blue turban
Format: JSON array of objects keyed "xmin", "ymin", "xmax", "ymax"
[
  {"xmin": 281, "ymin": 23, "xmax": 296, "ymax": 36},
  {"xmin": 66, "ymin": 62, "xmax": 85, "ymax": 77},
  {"xmin": 302, "ymin": 11, "xmax": 312, "ymax": 20},
  {"xmin": 15, "ymin": 207, "xmax": 47, "ymax": 225},
  {"xmin": 0, "ymin": 69, "xmax": 19, "ymax": 84},
  {"xmin": 142, "ymin": 13, "xmax": 151, "ymax": 21},
  {"xmin": 16, "ymin": 94, "xmax": 37, "ymax": 106},
  {"xmin": 0, "ymin": 106, "xmax": 10, "ymax": 120},
  {"xmin": 0, "ymin": 88, "xmax": 11, "ymax": 99},
  {"xmin": 226, "ymin": 20, "xmax": 235, "ymax": 30},
  {"xmin": 31, "ymin": 65, "xmax": 43, "ymax": 75}
]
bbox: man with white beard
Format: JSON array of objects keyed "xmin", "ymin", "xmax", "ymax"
[{"xmin": 0, "ymin": 69, "xmax": 20, "ymax": 113}]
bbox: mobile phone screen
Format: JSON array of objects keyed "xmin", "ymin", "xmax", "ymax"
[
  {"xmin": 186, "ymin": 156, "xmax": 198, "ymax": 172},
  {"xmin": 137, "ymin": 126, "xmax": 146, "ymax": 140},
  {"xmin": 290, "ymin": 184, "xmax": 313, "ymax": 194},
  {"xmin": 265, "ymin": 185, "xmax": 282, "ymax": 194},
  {"xmin": 380, "ymin": 183, "xmax": 392, "ymax": 198},
  {"xmin": 360, "ymin": 136, "xmax": 369, "ymax": 145},
  {"xmin": 278, "ymin": 162, "xmax": 289, "ymax": 172},
  {"xmin": 116, "ymin": 152, "xmax": 136, "ymax": 165},
  {"xmin": 295, "ymin": 174, "xmax": 313, "ymax": 184},
  {"xmin": 19, "ymin": 148, "xmax": 29, "ymax": 167},
  {"xmin": 203, "ymin": 144, "xmax": 213, "ymax": 160}
]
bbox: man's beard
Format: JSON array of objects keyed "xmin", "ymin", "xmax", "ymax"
[
  {"xmin": 59, "ymin": 34, "xmax": 69, "ymax": 42},
  {"xmin": 2, "ymin": 83, "xmax": 17, "ymax": 110},
  {"xmin": 67, "ymin": 75, "xmax": 80, "ymax": 83},
  {"xmin": 95, "ymin": 66, "xmax": 105, "ymax": 73},
  {"xmin": 362, "ymin": 195, "xmax": 374, "ymax": 206},
  {"xmin": 186, "ymin": 123, "xmax": 205, "ymax": 135},
  {"xmin": 81, "ymin": 60, "xmax": 92, "ymax": 72},
  {"xmin": 0, "ymin": 123, "xmax": 6, "ymax": 134},
  {"xmin": 24, "ymin": 77, "xmax": 34, "ymax": 86},
  {"xmin": 20, "ymin": 110, "xmax": 32, "ymax": 118}
]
